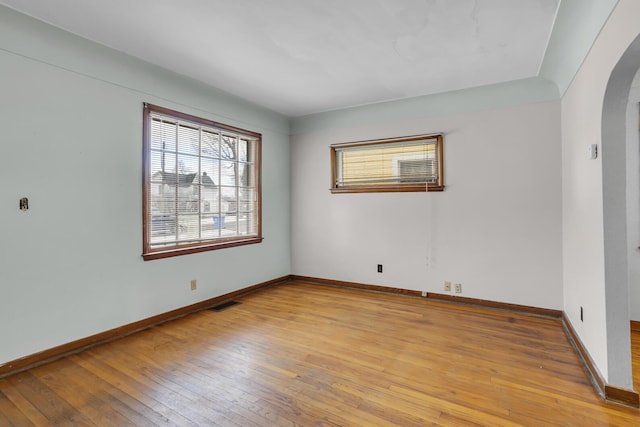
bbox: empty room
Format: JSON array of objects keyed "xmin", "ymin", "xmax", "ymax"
[{"xmin": 3, "ymin": 0, "xmax": 640, "ymax": 425}]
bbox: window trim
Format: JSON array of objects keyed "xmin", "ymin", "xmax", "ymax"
[
  {"xmin": 330, "ymin": 134, "xmax": 444, "ymax": 194},
  {"xmin": 142, "ymin": 103, "xmax": 262, "ymax": 261}
]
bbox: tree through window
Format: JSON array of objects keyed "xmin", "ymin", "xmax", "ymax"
[{"xmin": 142, "ymin": 104, "xmax": 262, "ymax": 260}]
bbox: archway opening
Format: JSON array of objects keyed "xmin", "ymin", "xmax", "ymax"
[
  {"xmin": 602, "ymin": 32, "xmax": 640, "ymax": 390},
  {"xmin": 628, "ymin": 69, "xmax": 640, "ymax": 392}
]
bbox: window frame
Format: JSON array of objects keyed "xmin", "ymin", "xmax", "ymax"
[
  {"xmin": 330, "ymin": 134, "xmax": 444, "ymax": 194},
  {"xmin": 142, "ymin": 103, "xmax": 262, "ymax": 261}
]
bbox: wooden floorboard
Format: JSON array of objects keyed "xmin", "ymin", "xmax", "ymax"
[
  {"xmin": 632, "ymin": 330, "xmax": 640, "ymax": 396},
  {"xmin": 2, "ymin": 281, "xmax": 640, "ymax": 426}
]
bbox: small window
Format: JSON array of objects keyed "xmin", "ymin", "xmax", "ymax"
[
  {"xmin": 143, "ymin": 104, "xmax": 262, "ymax": 260},
  {"xmin": 330, "ymin": 134, "xmax": 444, "ymax": 193}
]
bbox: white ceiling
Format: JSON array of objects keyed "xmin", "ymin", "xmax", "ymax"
[{"xmin": 0, "ymin": 0, "xmax": 560, "ymax": 117}]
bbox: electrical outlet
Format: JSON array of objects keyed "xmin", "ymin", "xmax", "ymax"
[
  {"xmin": 454, "ymin": 283, "xmax": 462, "ymax": 293},
  {"xmin": 191, "ymin": 279, "xmax": 197, "ymax": 291},
  {"xmin": 377, "ymin": 264, "xmax": 383, "ymax": 273},
  {"xmin": 421, "ymin": 291, "xmax": 427, "ymax": 297},
  {"xmin": 444, "ymin": 281, "xmax": 451, "ymax": 292}
]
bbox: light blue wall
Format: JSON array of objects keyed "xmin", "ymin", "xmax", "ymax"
[
  {"xmin": 539, "ymin": 0, "xmax": 619, "ymax": 96},
  {"xmin": 0, "ymin": 6, "xmax": 291, "ymax": 364},
  {"xmin": 291, "ymin": 77, "xmax": 559, "ymax": 134}
]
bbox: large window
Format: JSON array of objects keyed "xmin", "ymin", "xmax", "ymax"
[
  {"xmin": 143, "ymin": 104, "xmax": 261, "ymax": 260},
  {"xmin": 330, "ymin": 134, "xmax": 444, "ymax": 193}
]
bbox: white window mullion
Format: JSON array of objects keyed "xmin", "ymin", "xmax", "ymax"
[
  {"xmin": 198, "ymin": 127, "xmax": 203, "ymax": 241},
  {"xmin": 174, "ymin": 121, "xmax": 179, "ymax": 243},
  {"xmin": 235, "ymin": 136, "xmax": 240, "ymax": 237},
  {"xmin": 217, "ymin": 130, "xmax": 222, "ymax": 238}
]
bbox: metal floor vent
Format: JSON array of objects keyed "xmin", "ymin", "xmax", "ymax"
[{"xmin": 208, "ymin": 300, "xmax": 241, "ymax": 312}]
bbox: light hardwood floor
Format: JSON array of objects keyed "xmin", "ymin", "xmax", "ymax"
[{"xmin": 1, "ymin": 281, "xmax": 640, "ymax": 426}]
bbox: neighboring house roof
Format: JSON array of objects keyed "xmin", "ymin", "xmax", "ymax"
[
  {"xmin": 200, "ymin": 172, "xmax": 216, "ymax": 188},
  {"xmin": 152, "ymin": 171, "xmax": 216, "ymax": 188}
]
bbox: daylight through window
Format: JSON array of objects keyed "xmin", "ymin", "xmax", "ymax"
[
  {"xmin": 143, "ymin": 104, "xmax": 262, "ymax": 260},
  {"xmin": 330, "ymin": 134, "xmax": 444, "ymax": 193}
]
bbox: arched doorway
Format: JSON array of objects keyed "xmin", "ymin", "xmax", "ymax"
[
  {"xmin": 601, "ymin": 32, "xmax": 640, "ymax": 392},
  {"xmin": 627, "ymin": 69, "xmax": 640, "ymax": 393}
]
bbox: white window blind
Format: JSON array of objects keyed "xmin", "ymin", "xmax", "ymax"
[
  {"xmin": 143, "ymin": 104, "xmax": 261, "ymax": 259},
  {"xmin": 331, "ymin": 134, "xmax": 443, "ymax": 193},
  {"xmin": 398, "ymin": 158, "xmax": 436, "ymax": 183}
]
